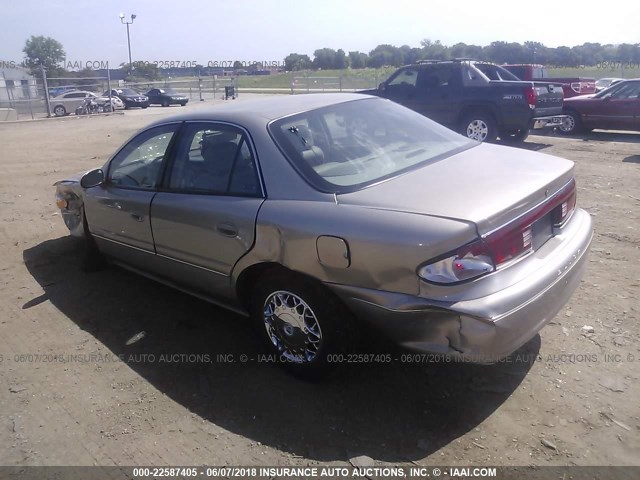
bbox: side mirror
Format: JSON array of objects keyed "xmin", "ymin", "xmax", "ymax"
[
  {"xmin": 378, "ymin": 82, "xmax": 386, "ymax": 91},
  {"xmin": 80, "ymin": 168, "xmax": 105, "ymax": 188}
]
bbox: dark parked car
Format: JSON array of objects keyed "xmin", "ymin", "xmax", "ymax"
[
  {"xmin": 364, "ymin": 59, "xmax": 565, "ymax": 143},
  {"xmin": 103, "ymin": 88, "xmax": 149, "ymax": 109},
  {"xmin": 145, "ymin": 88, "xmax": 188, "ymax": 107},
  {"xmin": 54, "ymin": 94, "xmax": 592, "ymax": 376},
  {"xmin": 559, "ymin": 79, "xmax": 640, "ymax": 134}
]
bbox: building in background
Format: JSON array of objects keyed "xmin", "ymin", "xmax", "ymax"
[{"xmin": 0, "ymin": 65, "xmax": 38, "ymax": 103}]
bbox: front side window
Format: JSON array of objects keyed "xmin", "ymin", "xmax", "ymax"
[
  {"xmin": 269, "ymin": 98, "xmax": 474, "ymax": 193},
  {"xmin": 108, "ymin": 124, "xmax": 179, "ymax": 189},
  {"xmin": 609, "ymin": 82, "xmax": 640, "ymax": 99},
  {"xmin": 387, "ymin": 68, "xmax": 418, "ymax": 88},
  {"xmin": 166, "ymin": 123, "xmax": 260, "ymax": 196}
]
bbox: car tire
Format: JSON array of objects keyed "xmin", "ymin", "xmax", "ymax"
[
  {"xmin": 500, "ymin": 128, "xmax": 529, "ymax": 143},
  {"xmin": 142, "ymin": 106, "xmax": 148, "ymax": 109},
  {"xmin": 461, "ymin": 112, "xmax": 497, "ymax": 142},
  {"xmin": 180, "ymin": 102, "xmax": 186, "ymax": 106},
  {"xmin": 559, "ymin": 111, "xmax": 582, "ymax": 135},
  {"xmin": 250, "ymin": 270, "xmax": 354, "ymax": 378},
  {"xmin": 161, "ymin": 99, "xmax": 170, "ymax": 107},
  {"xmin": 53, "ymin": 105, "xmax": 66, "ymax": 117}
]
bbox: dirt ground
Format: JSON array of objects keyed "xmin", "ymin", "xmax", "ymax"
[{"xmin": 0, "ymin": 101, "xmax": 638, "ymax": 469}]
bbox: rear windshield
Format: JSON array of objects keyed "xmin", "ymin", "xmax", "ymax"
[
  {"xmin": 474, "ymin": 63, "xmax": 520, "ymax": 81},
  {"xmin": 268, "ymin": 97, "xmax": 475, "ymax": 193}
]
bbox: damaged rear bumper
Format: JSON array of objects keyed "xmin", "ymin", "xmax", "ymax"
[{"xmin": 327, "ymin": 208, "xmax": 592, "ymax": 363}]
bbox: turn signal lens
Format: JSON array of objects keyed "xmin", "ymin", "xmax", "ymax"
[
  {"xmin": 419, "ymin": 239, "xmax": 495, "ymax": 284},
  {"xmin": 55, "ymin": 197, "xmax": 68, "ymax": 209}
]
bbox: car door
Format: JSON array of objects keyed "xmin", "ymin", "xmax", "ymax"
[
  {"xmin": 150, "ymin": 121, "xmax": 264, "ymax": 296},
  {"xmin": 62, "ymin": 92, "xmax": 89, "ymax": 110},
  {"xmin": 586, "ymin": 82, "xmax": 640, "ymax": 130},
  {"xmin": 83, "ymin": 123, "xmax": 181, "ymax": 267},
  {"xmin": 382, "ymin": 67, "xmax": 420, "ymax": 112},
  {"xmin": 147, "ymin": 89, "xmax": 159, "ymax": 104},
  {"xmin": 414, "ymin": 64, "xmax": 461, "ymax": 125}
]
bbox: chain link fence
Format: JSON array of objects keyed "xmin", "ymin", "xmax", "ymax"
[
  {"xmin": 290, "ymin": 75, "xmax": 378, "ymax": 93},
  {"xmin": 123, "ymin": 76, "xmax": 237, "ymax": 101},
  {"xmin": 0, "ymin": 68, "xmax": 386, "ymax": 121}
]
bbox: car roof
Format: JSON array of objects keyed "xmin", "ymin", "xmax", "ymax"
[
  {"xmin": 146, "ymin": 93, "xmax": 372, "ymax": 126},
  {"xmin": 56, "ymin": 90, "xmax": 93, "ymax": 96}
]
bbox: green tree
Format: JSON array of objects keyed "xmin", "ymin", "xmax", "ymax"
[
  {"xmin": 121, "ymin": 61, "xmax": 160, "ymax": 80},
  {"xmin": 348, "ymin": 51, "xmax": 369, "ymax": 69},
  {"xmin": 313, "ymin": 48, "xmax": 337, "ymax": 69},
  {"xmin": 420, "ymin": 39, "xmax": 448, "ymax": 60},
  {"xmin": 368, "ymin": 44, "xmax": 403, "ymax": 67},
  {"xmin": 284, "ymin": 53, "xmax": 311, "ymax": 71},
  {"xmin": 334, "ymin": 49, "xmax": 348, "ymax": 69},
  {"xmin": 23, "ymin": 35, "xmax": 65, "ymax": 76}
]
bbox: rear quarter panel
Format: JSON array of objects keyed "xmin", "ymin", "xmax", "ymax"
[{"xmin": 233, "ymin": 200, "xmax": 478, "ymax": 296}]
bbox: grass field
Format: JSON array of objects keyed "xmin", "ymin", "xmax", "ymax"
[{"xmin": 548, "ymin": 66, "xmax": 640, "ymax": 79}]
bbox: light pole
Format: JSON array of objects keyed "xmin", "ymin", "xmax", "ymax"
[{"xmin": 119, "ymin": 13, "xmax": 136, "ymax": 76}]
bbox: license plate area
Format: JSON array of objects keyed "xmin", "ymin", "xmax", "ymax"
[{"xmin": 531, "ymin": 212, "xmax": 554, "ymax": 250}]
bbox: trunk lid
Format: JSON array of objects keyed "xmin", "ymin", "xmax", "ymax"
[
  {"xmin": 531, "ymin": 81, "xmax": 564, "ymax": 117},
  {"xmin": 336, "ymin": 142, "xmax": 574, "ymax": 235}
]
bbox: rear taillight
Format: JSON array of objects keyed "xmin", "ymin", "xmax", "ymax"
[
  {"xmin": 524, "ymin": 86, "xmax": 537, "ymax": 108},
  {"xmin": 571, "ymin": 82, "xmax": 582, "ymax": 93},
  {"xmin": 419, "ymin": 178, "xmax": 577, "ymax": 285},
  {"xmin": 552, "ymin": 180, "xmax": 577, "ymax": 226}
]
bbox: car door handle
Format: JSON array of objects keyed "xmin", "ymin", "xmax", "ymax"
[
  {"xmin": 130, "ymin": 213, "xmax": 144, "ymax": 222},
  {"xmin": 216, "ymin": 223, "xmax": 238, "ymax": 237}
]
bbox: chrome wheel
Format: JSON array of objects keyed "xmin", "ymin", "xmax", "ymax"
[
  {"xmin": 560, "ymin": 115, "xmax": 576, "ymax": 133},
  {"xmin": 466, "ymin": 119, "xmax": 489, "ymax": 141},
  {"xmin": 263, "ymin": 290, "xmax": 322, "ymax": 363}
]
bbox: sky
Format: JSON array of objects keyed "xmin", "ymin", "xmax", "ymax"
[{"xmin": 2, "ymin": 0, "xmax": 639, "ymax": 68}]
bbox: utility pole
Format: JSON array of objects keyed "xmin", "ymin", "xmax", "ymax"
[{"xmin": 119, "ymin": 13, "xmax": 137, "ymax": 76}]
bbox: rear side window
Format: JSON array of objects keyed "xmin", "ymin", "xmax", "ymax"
[
  {"xmin": 165, "ymin": 123, "xmax": 261, "ymax": 197},
  {"xmin": 475, "ymin": 63, "xmax": 520, "ymax": 81}
]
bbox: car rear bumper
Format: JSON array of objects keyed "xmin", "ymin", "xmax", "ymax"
[
  {"xmin": 328, "ymin": 208, "xmax": 592, "ymax": 363},
  {"xmin": 124, "ymin": 100, "xmax": 149, "ymax": 108},
  {"xmin": 532, "ymin": 115, "xmax": 568, "ymax": 129}
]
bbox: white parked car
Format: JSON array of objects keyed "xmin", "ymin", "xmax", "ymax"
[{"xmin": 51, "ymin": 90, "xmax": 124, "ymax": 117}]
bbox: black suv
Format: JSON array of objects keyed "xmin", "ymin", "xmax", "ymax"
[{"xmin": 364, "ymin": 59, "xmax": 565, "ymax": 142}]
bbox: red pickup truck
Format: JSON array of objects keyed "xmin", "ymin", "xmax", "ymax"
[{"xmin": 503, "ymin": 64, "xmax": 596, "ymax": 98}]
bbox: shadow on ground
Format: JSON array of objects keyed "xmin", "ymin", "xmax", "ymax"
[
  {"xmin": 510, "ymin": 140, "xmax": 553, "ymax": 151},
  {"xmin": 533, "ymin": 129, "xmax": 640, "ymax": 144},
  {"xmin": 23, "ymin": 237, "xmax": 539, "ymax": 462},
  {"xmin": 623, "ymin": 155, "xmax": 640, "ymax": 164}
]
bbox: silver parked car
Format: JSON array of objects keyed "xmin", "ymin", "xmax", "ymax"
[
  {"xmin": 51, "ymin": 90, "xmax": 125, "ymax": 117},
  {"xmin": 54, "ymin": 94, "xmax": 592, "ymax": 375}
]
